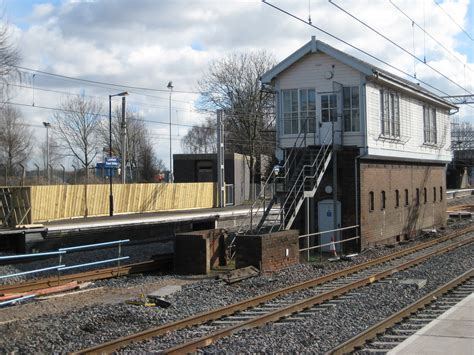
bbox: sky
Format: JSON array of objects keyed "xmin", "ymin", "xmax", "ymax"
[{"xmin": 2, "ymin": 0, "xmax": 473, "ymax": 170}]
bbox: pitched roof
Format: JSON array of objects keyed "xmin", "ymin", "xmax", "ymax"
[{"xmin": 261, "ymin": 36, "xmax": 457, "ymax": 110}]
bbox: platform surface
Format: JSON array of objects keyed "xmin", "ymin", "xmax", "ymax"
[
  {"xmin": 388, "ymin": 293, "xmax": 474, "ymax": 355},
  {"xmin": 44, "ymin": 205, "xmax": 252, "ymax": 232}
]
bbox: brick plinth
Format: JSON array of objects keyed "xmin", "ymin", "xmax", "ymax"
[
  {"xmin": 174, "ymin": 229, "xmax": 226, "ymax": 274},
  {"xmin": 235, "ymin": 230, "xmax": 299, "ymax": 272}
]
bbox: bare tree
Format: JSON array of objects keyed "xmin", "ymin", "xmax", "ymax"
[
  {"xmin": 39, "ymin": 136, "xmax": 62, "ymax": 170},
  {"xmin": 0, "ymin": 105, "xmax": 32, "ymax": 184},
  {"xmin": 53, "ymin": 95, "xmax": 103, "ymax": 172},
  {"xmin": 53, "ymin": 96, "xmax": 102, "ymax": 215},
  {"xmin": 181, "ymin": 117, "xmax": 216, "ymax": 154},
  {"xmin": 97, "ymin": 107, "xmax": 162, "ymax": 182},
  {"xmin": 198, "ymin": 51, "xmax": 276, "ymax": 197},
  {"xmin": 451, "ymin": 121, "xmax": 473, "ymax": 151}
]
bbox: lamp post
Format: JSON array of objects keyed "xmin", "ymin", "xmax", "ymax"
[
  {"xmin": 42, "ymin": 122, "xmax": 51, "ymax": 184},
  {"xmin": 108, "ymin": 92, "xmax": 128, "ymax": 217},
  {"xmin": 167, "ymin": 81, "xmax": 173, "ymax": 183}
]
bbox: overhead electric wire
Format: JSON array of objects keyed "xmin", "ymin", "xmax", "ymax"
[
  {"xmin": 261, "ymin": 0, "xmax": 453, "ymax": 98},
  {"xmin": 389, "ymin": 0, "xmax": 474, "ymax": 74},
  {"xmin": 1, "ymin": 101, "xmax": 275, "ymax": 139},
  {"xmin": 433, "ymin": 0, "xmax": 473, "ymax": 41},
  {"xmin": 14, "ymin": 65, "xmax": 203, "ymax": 94},
  {"xmin": 329, "ymin": 0, "xmax": 473, "ymax": 95}
]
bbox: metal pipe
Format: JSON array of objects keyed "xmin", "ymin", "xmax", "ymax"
[
  {"xmin": 0, "ymin": 265, "xmax": 66, "ymax": 280},
  {"xmin": 58, "ymin": 256, "xmax": 129, "ymax": 271},
  {"xmin": 299, "ymin": 224, "xmax": 359, "ymax": 238},
  {"xmin": 59, "ymin": 239, "xmax": 129, "ymax": 252},
  {"xmin": 48, "ymin": 164, "xmax": 53, "ymax": 184},
  {"xmin": 0, "ymin": 250, "xmax": 66, "ymax": 260},
  {"xmin": 0, "ymin": 294, "xmax": 37, "ymax": 307},
  {"xmin": 72, "ymin": 165, "xmax": 77, "ymax": 184},
  {"xmin": 299, "ymin": 236, "xmax": 361, "ymax": 252}
]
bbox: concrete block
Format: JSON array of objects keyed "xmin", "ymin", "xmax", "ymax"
[
  {"xmin": 399, "ymin": 278, "xmax": 427, "ymax": 289},
  {"xmin": 147, "ymin": 285, "xmax": 182, "ymax": 298}
]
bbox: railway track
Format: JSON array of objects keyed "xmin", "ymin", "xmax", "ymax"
[
  {"xmin": 77, "ymin": 226, "xmax": 474, "ymax": 354},
  {"xmin": 0, "ymin": 253, "xmax": 173, "ymax": 295},
  {"xmin": 328, "ymin": 268, "xmax": 474, "ymax": 354}
]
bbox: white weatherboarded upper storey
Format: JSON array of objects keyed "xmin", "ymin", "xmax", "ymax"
[{"xmin": 262, "ymin": 37, "xmax": 457, "ymax": 163}]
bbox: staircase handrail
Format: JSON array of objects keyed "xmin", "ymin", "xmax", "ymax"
[{"xmin": 270, "ymin": 129, "xmax": 333, "ymax": 231}]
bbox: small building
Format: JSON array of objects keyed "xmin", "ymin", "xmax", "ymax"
[
  {"xmin": 256, "ymin": 36, "xmax": 457, "ymax": 248},
  {"xmin": 173, "ymin": 153, "xmax": 251, "ymax": 205}
]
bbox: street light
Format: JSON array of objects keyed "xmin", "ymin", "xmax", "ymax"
[
  {"xmin": 108, "ymin": 91, "xmax": 128, "ymax": 217},
  {"xmin": 167, "ymin": 81, "xmax": 173, "ymax": 183},
  {"xmin": 43, "ymin": 122, "xmax": 51, "ymax": 184}
]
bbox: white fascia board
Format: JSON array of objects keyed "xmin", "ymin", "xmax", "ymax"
[
  {"xmin": 366, "ymin": 147, "xmax": 452, "ymax": 164},
  {"xmin": 261, "ymin": 41, "xmax": 313, "ymax": 84}
]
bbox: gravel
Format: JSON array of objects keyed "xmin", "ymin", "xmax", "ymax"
[
  {"xmin": 0, "ymin": 238, "xmax": 173, "ymax": 285},
  {"xmin": 1, "ymin": 228, "xmax": 472, "ymax": 354}
]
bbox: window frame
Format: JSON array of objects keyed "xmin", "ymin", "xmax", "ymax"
[
  {"xmin": 282, "ymin": 88, "xmax": 316, "ymax": 135},
  {"xmin": 380, "ymin": 89, "xmax": 400, "ymax": 139},
  {"xmin": 342, "ymin": 86, "xmax": 360, "ymax": 132},
  {"xmin": 423, "ymin": 105, "xmax": 437, "ymax": 144}
]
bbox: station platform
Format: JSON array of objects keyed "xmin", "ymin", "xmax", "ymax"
[
  {"xmin": 388, "ymin": 293, "xmax": 474, "ymax": 355},
  {"xmin": 44, "ymin": 205, "xmax": 252, "ymax": 233}
]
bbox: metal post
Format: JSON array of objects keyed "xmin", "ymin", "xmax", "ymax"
[
  {"xmin": 332, "ymin": 119, "xmax": 338, "ymax": 250},
  {"xmin": 19, "ymin": 164, "xmax": 25, "ymax": 186},
  {"xmin": 43, "ymin": 122, "xmax": 51, "ymax": 184},
  {"xmin": 48, "ymin": 164, "xmax": 53, "ymax": 184},
  {"xmin": 34, "ymin": 163, "xmax": 40, "ymax": 184},
  {"xmin": 167, "ymin": 81, "xmax": 174, "ymax": 183},
  {"xmin": 121, "ymin": 97, "xmax": 127, "ymax": 184},
  {"xmin": 60, "ymin": 164, "xmax": 65, "ymax": 184},
  {"xmin": 72, "ymin": 165, "xmax": 77, "ymax": 184},
  {"xmin": 306, "ymin": 197, "xmax": 310, "ymax": 262},
  {"xmin": 217, "ymin": 109, "xmax": 225, "ymax": 208},
  {"xmin": 109, "ymin": 94, "xmax": 114, "ymax": 216}
]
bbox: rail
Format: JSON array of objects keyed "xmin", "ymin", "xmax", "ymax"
[
  {"xmin": 327, "ymin": 268, "xmax": 474, "ymax": 355},
  {"xmin": 0, "ymin": 239, "xmax": 130, "ymax": 281},
  {"xmin": 299, "ymin": 225, "xmax": 359, "ymax": 262},
  {"xmin": 76, "ymin": 225, "xmax": 474, "ymax": 354}
]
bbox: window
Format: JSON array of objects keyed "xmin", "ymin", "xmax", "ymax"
[
  {"xmin": 282, "ymin": 89, "xmax": 316, "ymax": 134},
  {"xmin": 440, "ymin": 186, "xmax": 443, "ymax": 201},
  {"xmin": 380, "ymin": 90, "xmax": 400, "ymax": 138},
  {"xmin": 405, "ymin": 189, "xmax": 409, "ymax": 206},
  {"xmin": 321, "ymin": 93, "xmax": 337, "ymax": 122},
  {"xmin": 416, "ymin": 188, "xmax": 420, "ymax": 206},
  {"xmin": 395, "ymin": 189, "xmax": 400, "ymax": 208},
  {"xmin": 282, "ymin": 89, "xmax": 298, "ymax": 134},
  {"xmin": 433, "ymin": 187, "xmax": 436, "ymax": 203},
  {"xmin": 299, "ymin": 89, "xmax": 316, "ymax": 133},
  {"xmin": 381, "ymin": 191, "xmax": 386, "ymax": 210},
  {"xmin": 343, "ymin": 86, "xmax": 360, "ymax": 132},
  {"xmin": 424, "ymin": 187, "xmax": 427, "ymax": 204},
  {"xmin": 423, "ymin": 106, "xmax": 437, "ymax": 144},
  {"xmin": 369, "ymin": 191, "xmax": 374, "ymax": 211}
]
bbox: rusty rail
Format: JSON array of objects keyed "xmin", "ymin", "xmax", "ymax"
[
  {"xmin": 0, "ymin": 254, "xmax": 173, "ymax": 295},
  {"xmin": 327, "ymin": 268, "xmax": 474, "ymax": 355},
  {"xmin": 77, "ymin": 225, "xmax": 474, "ymax": 354}
]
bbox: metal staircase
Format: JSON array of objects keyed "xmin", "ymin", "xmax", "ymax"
[{"xmin": 238, "ymin": 128, "xmax": 332, "ymax": 235}]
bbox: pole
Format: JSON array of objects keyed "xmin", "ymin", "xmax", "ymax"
[
  {"xmin": 109, "ymin": 95, "xmax": 114, "ymax": 216},
  {"xmin": 46, "ymin": 124, "xmax": 50, "ymax": 184},
  {"xmin": 169, "ymin": 86, "xmax": 173, "ymax": 183},
  {"xmin": 121, "ymin": 96, "xmax": 127, "ymax": 184},
  {"xmin": 217, "ymin": 109, "xmax": 225, "ymax": 208}
]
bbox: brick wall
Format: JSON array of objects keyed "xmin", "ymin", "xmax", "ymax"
[
  {"xmin": 235, "ymin": 230, "xmax": 299, "ymax": 272},
  {"xmin": 174, "ymin": 229, "xmax": 226, "ymax": 274},
  {"xmin": 360, "ymin": 161, "xmax": 446, "ymax": 247}
]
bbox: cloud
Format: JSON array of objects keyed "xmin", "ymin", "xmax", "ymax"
[{"xmin": 5, "ymin": 0, "xmax": 473, "ymax": 165}]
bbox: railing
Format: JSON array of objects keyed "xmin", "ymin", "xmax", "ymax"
[
  {"xmin": 269, "ymin": 129, "xmax": 332, "ymax": 233},
  {"xmin": 0, "ymin": 239, "xmax": 130, "ymax": 282},
  {"xmin": 298, "ymin": 225, "xmax": 360, "ymax": 262}
]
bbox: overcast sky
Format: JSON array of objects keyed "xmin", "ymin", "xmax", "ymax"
[{"xmin": 3, "ymin": 0, "xmax": 473, "ymax": 169}]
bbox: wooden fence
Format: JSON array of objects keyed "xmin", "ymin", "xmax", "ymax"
[{"xmin": 0, "ymin": 183, "xmax": 217, "ymax": 226}]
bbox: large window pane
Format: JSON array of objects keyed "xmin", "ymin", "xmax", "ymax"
[
  {"xmin": 352, "ymin": 87, "xmax": 359, "ymax": 108},
  {"xmin": 308, "ymin": 90, "xmax": 316, "ymax": 110}
]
